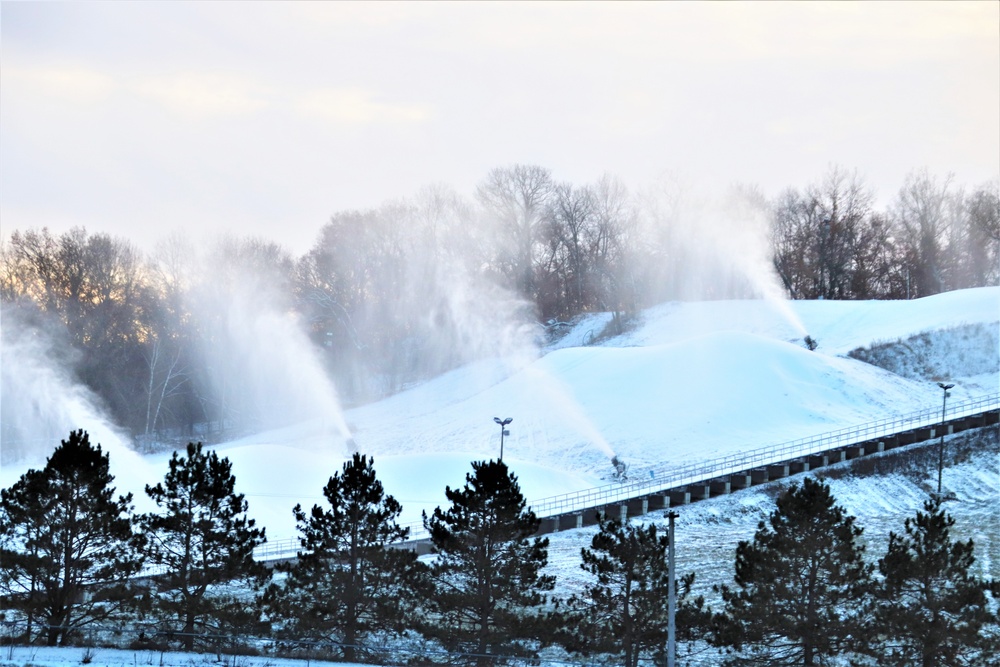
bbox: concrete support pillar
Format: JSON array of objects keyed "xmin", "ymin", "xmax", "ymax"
[
  {"xmin": 710, "ymin": 479, "xmax": 731, "ymax": 496},
  {"xmin": 649, "ymin": 494, "xmax": 668, "ymax": 510},
  {"xmin": 808, "ymin": 454, "xmax": 828, "ymax": 469},
  {"xmin": 790, "ymin": 460, "xmax": 810, "ymax": 474},
  {"xmin": 641, "ymin": 497, "xmax": 649, "ymax": 514},
  {"xmin": 876, "ymin": 441, "xmax": 885, "ymax": 453},
  {"xmin": 669, "ymin": 490, "xmax": 690, "ymax": 506},
  {"xmin": 767, "ymin": 464, "xmax": 789, "ymax": 479},
  {"xmin": 688, "ymin": 484, "xmax": 710, "ymax": 501},
  {"xmin": 551, "ymin": 515, "xmax": 559, "ymax": 533},
  {"xmin": 620, "ymin": 504, "xmax": 628, "ymax": 523},
  {"xmin": 730, "ymin": 474, "xmax": 752, "ymax": 490},
  {"xmin": 575, "ymin": 513, "xmax": 583, "ymax": 529}
]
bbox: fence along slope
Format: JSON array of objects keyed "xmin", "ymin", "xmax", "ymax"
[{"xmin": 253, "ymin": 393, "xmax": 998, "ymax": 560}]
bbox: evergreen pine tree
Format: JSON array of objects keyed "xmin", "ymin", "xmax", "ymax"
[
  {"xmin": 265, "ymin": 453, "xmax": 420, "ymax": 662},
  {"xmin": 421, "ymin": 459, "xmax": 554, "ymax": 666},
  {"xmin": 715, "ymin": 477, "xmax": 873, "ymax": 666},
  {"xmin": 560, "ymin": 514, "xmax": 707, "ymax": 667},
  {"xmin": 140, "ymin": 442, "xmax": 266, "ymax": 650},
  {"xmin": 875, "ymin": 495, "xmax": 999, "ymax": 666},
  {"xmin": 0, "ymin": 430, "xmax": 144, "ymax": 646}
]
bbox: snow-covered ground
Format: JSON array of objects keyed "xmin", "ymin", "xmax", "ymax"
[
  {"xmin": 2, "ymin": 287, "xmax": 998, "ymax": 667},
  {"xmin": 2, "ymin": 288, "xmax": 997, "ymax": 544},
  {"xmin": 0, "ymin": 646, "xmax": 375, "ymax": 667}
]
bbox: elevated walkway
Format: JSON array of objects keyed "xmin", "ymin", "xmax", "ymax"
[{"xmin": 253, "ymin": 394, "xmax": 999, "ymax": 560}]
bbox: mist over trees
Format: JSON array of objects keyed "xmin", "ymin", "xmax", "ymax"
[{"xmin": 1, "ymin": 165, "xmax": 997, "ymax": 451}]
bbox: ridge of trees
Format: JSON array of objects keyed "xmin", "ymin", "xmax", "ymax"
[
  {"xmin": 2, "ymin": 165, "xmax": 998, "ymax": 448},
  {"xmin": 2, "ymin": 431, "xmax": 998, "ymax": 663}
]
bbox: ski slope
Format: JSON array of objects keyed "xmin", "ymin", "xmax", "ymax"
[{"xmin": 2, "ymin": 288, "xmax": 998, "ymax": 544}]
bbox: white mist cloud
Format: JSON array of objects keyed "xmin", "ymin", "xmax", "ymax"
[
  {"xmin": 0, "ymin": 307, "xmax": 131, "ymax": 466},
  {"xmin": 187, "ymin": 242, "xmax": 352, "ymax": 447}
]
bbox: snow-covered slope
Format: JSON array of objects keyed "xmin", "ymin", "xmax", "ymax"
[{"xmin": 2, "ymin": 288, "xmax": 998, "ymax": 543}]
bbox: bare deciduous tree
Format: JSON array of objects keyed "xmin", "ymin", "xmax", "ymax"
[
  {"xmin": 771, "ymin": 166, "xmax": 879, "ymax": 299},
  {"xmin": 958, "ymin": 182, "xmax": 1000, "ymax": 288},
  {"xmin": 893, "ymin": 169, "xmax": 954, "ymax": 297},
  {"xmin": 476, "ymin": 164, "xmax": 554, "ymax": 301}
]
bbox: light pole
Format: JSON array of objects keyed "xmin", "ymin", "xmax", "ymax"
[
  {"xmin": 665, "ymin": 510, "xmax": 678, "ymax": 667},
  {"xmin": 936, "ymin": 382, "xmax": 954, "ymax": 496},
  {"xmin": 493, "ymin": 417, "xmax": 512, "ymax": 461}
]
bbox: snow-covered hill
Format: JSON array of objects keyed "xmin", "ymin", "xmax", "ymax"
[
  {"xmin": 2, "ymin": 288, "xmax": 998, "ymax": 667},
  {"xmin": 2, "ymin": 288, "xmax": 998, "ymax": 545}
]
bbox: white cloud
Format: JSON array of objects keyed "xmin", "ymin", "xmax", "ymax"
[
  {"xmin": 3, "ymin": 64, "xmax": 116, "ymax": 103},
  {"xmin": 295, "ymin": 88, "xmax": 431, "ymax": 126},
  {"xmin": 0, "ymin": 1, "xmax": 996, "ymax": 253},
  {"xmin": 132, "ymin": 72, "xmax": 273, "ymax": 118}
]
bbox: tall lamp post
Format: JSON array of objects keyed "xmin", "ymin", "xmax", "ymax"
[
  {"xmin": 936, "ymin": 382, "xmax": 954, "ymax": 496},
  {"xmin": 665, "ymin": 510, "xmax": 678, "ymax": 667},
  {"xmin": 493, "ymin": 417, "xmax": 512, "ymax": 461}
]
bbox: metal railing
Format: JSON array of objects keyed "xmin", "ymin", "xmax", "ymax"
[
  {"xmin": 250, "ymin": 537, "xmax": 301, "ymax": 562},
  {"xmin": 252, "ymin": 394, "xmax": 998, "ymax": 559},
  {"xmin": 524, "ymin": 393, "xmax": 998, "ymax": 520}
]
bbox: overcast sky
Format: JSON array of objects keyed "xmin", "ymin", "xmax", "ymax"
[{"xmin": 2, "ymin": 1, "xmax": 998, "ymax": 254}]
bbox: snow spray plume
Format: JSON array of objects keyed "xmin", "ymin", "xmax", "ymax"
[
  {"xmin": 638, "ymin": 175, "xmax": 807, "ymax": 335},
  {"xmin": 0, "ymin": 304, "xmax": 132, "ymax": 467},
  {"xmin": 328, "ymin": 188, "xmax": 616, "ymax": 467},
  {"xmin": 330, "ymin": 191, "xmax": 542, "ymax": 402},
  {"xmin": 521, "ymin": 363, "xmax": 616, "ymax": 458},
  {"xmin": 403, "ymin": 187, "xmax": 543, "ymax": 380},
  {"xmin": 188, "ymin": 236, "xmax": 351, "ymax": 446}
]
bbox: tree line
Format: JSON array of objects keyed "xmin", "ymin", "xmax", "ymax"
[
  {"xmin": 2, "ymin": 431, "xmax": 997, "ymax": 665},
  {"xmin": 2, "ymin": 166, "xmax": 997, "ymax": 448}
]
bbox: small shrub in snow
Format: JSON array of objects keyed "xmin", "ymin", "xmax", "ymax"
[{"xmin": 847, "ymin": 323, "xmax": 999, "ymax": 380}]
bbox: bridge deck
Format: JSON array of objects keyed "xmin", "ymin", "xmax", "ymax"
[{"xmin": 253, "ymin": 394, "xmax": 999, "ymax": 561}]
